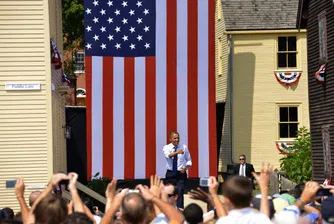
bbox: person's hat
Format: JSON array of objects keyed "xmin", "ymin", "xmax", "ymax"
[{"xmin": 273, "ymin": 197, "xmax": 289, "ymax": 213}]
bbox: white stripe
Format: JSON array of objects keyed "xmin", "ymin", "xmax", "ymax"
[
  {"xmin": 113, "ymin": 57, "xmax": 125, "ymax": 179},
  {"xmin": 197, "ymin": 0, "xmax": 209, "ymax": 178},
  {"xmin": 91, "ymin": 56, "xmax": 103, "ymax": 177},
  {"xmin": 134, "ymin": 57, "xmax": 146, "ymax": 178},
  {"xmin": 156, "ymin": 0, "xmax": 167, "ymax": 178},
  {"xmin": 177, "ymin": 0, "xmax": 188, "ymax": 147}
]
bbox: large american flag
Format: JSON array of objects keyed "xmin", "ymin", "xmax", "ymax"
[{"xmin": 84, "ymin": 0, "xmax": 216, "ymax": 179}]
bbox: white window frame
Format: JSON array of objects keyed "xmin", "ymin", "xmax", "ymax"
[{"xmin": 74, "ymin": 52, "xmax": 85, "ymax": 74}]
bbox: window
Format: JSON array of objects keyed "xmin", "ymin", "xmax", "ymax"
[
  {"xmin": 278, "ymin": 106, "xmax": 299, "ymax": 138},
  {"xmin": 76, "ymin": 88, "xmax": 86, "ymax": 96},
  {"xmin": 218, "ymin": 38, "xmax": 223, "ymax": 75},
  {"xmin": 277, "ymin": 36, "xmax": 297, "ymax": 68},
  {"xmin": 74, "ymin": 52, "xmax": 85, "ymax": 73}
]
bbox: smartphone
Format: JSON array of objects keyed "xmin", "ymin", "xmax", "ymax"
[
  {"xmin": 6, "ymin": 180, "xmax": 16, "ymax": 188},
  {"xmin": 199, "ymin": 177, "xmax": 210, "ymax": 187},
  {"xmin": 316, "ymin": 188, "xmax": 333, "ymax": 196}
]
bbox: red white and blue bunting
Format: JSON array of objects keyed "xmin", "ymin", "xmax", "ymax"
[
  {"xmin": 315, "ymin": 64, "xmax": 327, "ymax": 85},
  {"xmin": 50, "ymin": 38, "xmax": 71, "ymax": 86},
  {"xmin": 275, "ymin": 72, "xmax": 302, "ymax": 85},
  {"xmin": 276, "ymin": 141, "xmax": 294, "ymax": 154}
]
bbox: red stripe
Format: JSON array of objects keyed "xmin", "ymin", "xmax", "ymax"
[
  {"xmin": 145, "ymin": 56, "xmax": 156, "ymax": 177},
  {"xmin": 102, "ymin": 57, "xmax": 113, "ymax": 178},
  {"xmin": 187, "ymin": 0, "xmax": 199, "ymax": 178},
  {"xmin": 208, "ymin": 0, "xmax": 217, "ymax": 177},
  {"xmin": 85, "ymin": 56, "xmax": 92, "ymax": 180},
  {"xmin": 124, "ymin": 58, "xmax": 135, "ymax": 179},
  {"xmin": 166, "ymin": 0, "xmax": 177, "ymax": 143}
]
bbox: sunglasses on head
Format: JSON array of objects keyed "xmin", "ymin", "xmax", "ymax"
[{"xmin": 239, "ymin": 158, "xmax": 245, "ymax": 160}]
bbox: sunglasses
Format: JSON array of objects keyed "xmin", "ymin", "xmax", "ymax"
[{"xmin": 239, "ymin": 158, "xmax": 245, "ymax": 160}]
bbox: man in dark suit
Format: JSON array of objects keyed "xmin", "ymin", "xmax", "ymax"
[{"xmin": 233, "ymin": 154, "xmax": 255, "ymax": 189}]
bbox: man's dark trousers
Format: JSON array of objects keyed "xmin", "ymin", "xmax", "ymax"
[{"xmin": 165, "ymin": 170, "xmax": 187, "ymax": 209}]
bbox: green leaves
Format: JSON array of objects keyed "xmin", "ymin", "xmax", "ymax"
[
  {"xmin": 62, "ymin": 0, "xmax": 84, "ymax": 49},
  {"xmin": 279, "ymin": 127, "xmax": 312, "ymax": 183}
]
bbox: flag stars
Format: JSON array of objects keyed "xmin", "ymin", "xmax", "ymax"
[
  {"xmin": 144, "ymin": 43, "xmax": 150, "ymax": 49},
  {"xmin": 86, "ymin": 26, "xmax": 92, "ymax": 32},
  {"xmin": 129, "ymin": 27, "xmax": 135, "ymax": 33},
  {"xmin": 143, "ymin": 9, "xmax": 149, "ymax": 15},
  {"xmin": 100, "ymin": 26, "xmax": 106, "ymax": 32},
  {"xmin": 115, "ymin": 43, "xmax": 121, "ymax": 49},
  {"xmin": 129, "ymin": 9, "xmax": 135, "ymax": 16},
  {"xmin": 122, "ymin": 18, "xmax": 128, "ymax": 24},
  {"xmin": 115, "ymin": 26, "xmax": 121, "ymax": 32},
  {"xmin": 137, "ymin": 35, "xmax": 143, "ymax": 41},
  {"xmin": 143, "ymin": 26, "xmax": 149, "ymax": 32},
  {"xmin": 107, "ymin": 17, "xmax": 113, "ymax": 23},
  {"xmin": 93, "ymin": 17, "xmax": 99, "ymax": 23},
  {"xmin": 122, "ymin": 1, "xmax": 128, "ymax": 7},
  {"xmin": 130, "ymin": 43, "xmax": 136, "ymax": 50},
  {"xmin": 93, "ymin": 0, "xmax": 99, "ymax": 6},
  {"xmin": 100, "ymin": 9, "xmax": 106, "ymax": 15},
  {"xmin": 100, "ymin": 43, "xmax": 107, "ymax": 50},
  {"xmin": 136, "ymin": 1, "xmax": 142, "ymax": 7},
  {"xmin": 115, "ymin": 9, "xmax": 121, "ymax": 15},
  {"xmin": 86, "ymin": 8, "xmax": 92, "ymax": 14},
  {"xmin": 122, "ymin": 35, "xmax": 129, "ymax": 41},
  {"xmin": 93, "ymin": 35, "xmax": 99, "ymax": 41},
  {"xmin": 108, "ymin": 35, "xmax": 114, "ymax": 41},
  {"xmin": 107, "ymin": 0, "xmax": 113, "ymax": 7},
  {"xmin": 136, "ymin": 17, "xmax": 143, "ymax": 24},
  {"xmin": 86, "ymin": 43, "xmax": 92, "ymax": 49}
]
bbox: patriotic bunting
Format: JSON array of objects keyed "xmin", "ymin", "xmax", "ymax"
[{"xmin": 274, "ymin": 72, "xmax": 301, "ymax": 86}]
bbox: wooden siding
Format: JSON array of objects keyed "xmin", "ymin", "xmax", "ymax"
[
  {"xmin": 231, "ymin": 32, "xmax": 309, "ymax": 171},
  {"xmin": 0, "ymin": 0, "xmax": 55, "ymax": 210},
  {"xmin": 49, "ymin": 0, "xmax": 67, "ymax": 173},
  {"xmin": 306, "ymin": 0, "xmax": 334, "ymax": 182},
  {"xmin": 216, "ymin": 0, "xmax": 230, "ymax": 171}
]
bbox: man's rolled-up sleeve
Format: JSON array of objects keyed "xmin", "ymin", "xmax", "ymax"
[{"xmin": 184, "ymin": 145, "xmax": 192, "ymax": 166}]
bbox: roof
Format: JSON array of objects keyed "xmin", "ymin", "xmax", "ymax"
[{"xmin": 222, "ymin": 0, "xmax": 300, "ymax": 31}]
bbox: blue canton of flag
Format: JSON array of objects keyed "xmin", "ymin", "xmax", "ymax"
[{"xmin": 84, "ymin": 0, "xmax": 156, "ymax": 57}]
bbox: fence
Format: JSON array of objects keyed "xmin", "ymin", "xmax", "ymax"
[{"xmin": 269, "ymin": 169, "xmax": 297, "ymax": 194}]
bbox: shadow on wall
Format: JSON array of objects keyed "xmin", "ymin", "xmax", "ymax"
[{"xmin": 232, "ymin": 52, "xmax": 256, "ymax": 164}]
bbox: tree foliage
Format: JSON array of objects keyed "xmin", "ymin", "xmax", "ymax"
[
  {"xmin": 279, "ymin": 127, "xmax": 312, "ymax": 183},
  {"xmin": 62, "ymin": 0, "xmax": 84, "ymax": 50}
]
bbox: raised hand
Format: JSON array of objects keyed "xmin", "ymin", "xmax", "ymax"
[
  {"xmin": 136, "ymin": 184, "xmax": 154, "ymax": 201},
  {"xmin": 15, "ymin": 177, "xmax": 25, "ymax": 198},
  {"xmin": 51, "ymin": 173, "xmax": 69, "ymax": 187},
  {"xmin": 252, "ymin": 163, "xmax": 273, "ymax": 190},
  {"xmin": 105, "ymin": 178, "xmax": 118, "ymax": 200},
  {"xmin": 150, "ymin": 175, "xmax": 161, "ymax": 197},
  {"xmin": 68, "ymin": 172, "xmax": 78, "ymax": 192},
  {"xmin": 208, "ymin": 176, "xmax": 219, "ymax": 196}
]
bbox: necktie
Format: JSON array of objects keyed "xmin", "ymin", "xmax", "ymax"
[
  {"xmin": 241, "ymin": 164, "xmax": 245, "ymax": 176},
  {"xmin": 172, "ymin": 146, "xmax": 178, "ymax": 175}
]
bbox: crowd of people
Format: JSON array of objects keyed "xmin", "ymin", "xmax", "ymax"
[
  {"xmin": 0, "ymin": 132, "xmax": 333, "ymax": 223},
  {"xmin": 0, "ymin": 164, "xmax": 333, "ymax": 224}
]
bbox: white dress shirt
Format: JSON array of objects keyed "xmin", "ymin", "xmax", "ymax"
[
  {"xmin": 239, "ymin": 164, "xmax": 246, "ymax": 176},
  {"xmin": 216, "ymin": 207, "xmax": 272, "ymax": 224},
  {"xmin": 163, "ymin": 143, "xmax": 192, "ymax": 171}
]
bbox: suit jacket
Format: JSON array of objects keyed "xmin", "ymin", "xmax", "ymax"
[{"xmin": 233, "ymin": 163, "xmax": 255, "ymax": 180}]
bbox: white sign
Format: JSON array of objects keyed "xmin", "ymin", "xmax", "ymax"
[{"xmin": 5, "ymin": 83, "xmax": 40, "ymax": 91}]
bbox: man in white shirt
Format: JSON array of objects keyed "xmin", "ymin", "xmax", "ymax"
[{"xmin": 163, "ymin": 131, "xmax": 192, "ymax": 209}]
